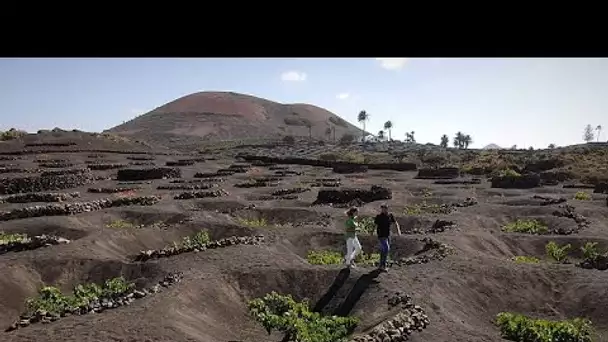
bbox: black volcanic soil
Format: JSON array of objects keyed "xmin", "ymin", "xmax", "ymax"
[{"xmin": 1, "ymin": 138, "xmax": 608, "ymax": 342}]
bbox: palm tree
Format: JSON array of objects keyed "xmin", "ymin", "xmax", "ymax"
[
  {"xmin": 440, "ymin": 134, "xmax": 449, "ymax": 148},
  {"xmin": 378, "ymin": 130, "xmax": 385, "ymax": 141},
  {"xmin": 357, "ymin": 110, "xmax": 369, "ymax": 142},
  {"xmin": 383, "ymin": 121, "xmax": 393, "ymax": 141},
  {"xmin": 463, "ymin": 135, "xmax": 473, "ymax": 149},
  {"xmin": 453, "ymin": 131, "xmax": 464, "ymax": 149},
  {"xmin": 596, "ymin": 125, "xmax": 603, "ymax": 142}
]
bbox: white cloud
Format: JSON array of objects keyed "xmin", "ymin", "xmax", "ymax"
[
  {"xmin": 281, "ymin": 70, "xmax": 307, "ymax": 82},
  {"xmin": 375, "ymin": 58, "xmax": 408, "ymax": 70},
  {"xmin": 336, "ymin": 93, "xmax": 350, "ymax": 100}
]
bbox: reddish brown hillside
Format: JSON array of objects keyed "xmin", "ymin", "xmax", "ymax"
[{"xmin": 105, "ymin": 91, "xmax": 363, "ymax": 148}]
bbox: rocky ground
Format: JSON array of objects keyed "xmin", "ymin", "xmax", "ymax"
[{"xmin": 1, "ymin": 136, "xmax": 608, "ymax": 342}]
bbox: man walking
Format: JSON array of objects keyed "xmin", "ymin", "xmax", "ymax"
[{"xmin": 374, "ymin": 204, "xmax": 401, "ymax": 271}]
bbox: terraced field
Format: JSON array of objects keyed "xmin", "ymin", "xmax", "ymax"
[{"xmin": 1, "ymin": 140, "xmax": 608, "ymax": 342}]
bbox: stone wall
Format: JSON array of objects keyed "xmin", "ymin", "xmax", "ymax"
[
  {"xmin": 173, "ymin": 189, "xmax": 229, "ymax": 200},
  {"xmin": 594, "ymin": 182, "xmax": 608, "ymax": 194},
  {"xmin": 87, "ymin": 187, "xmax": 139, "ymax": 194},
  {"xmin": 415, "ymin": 167, "xmax": 460, "ymax": 179},
  {"xmin": 166, "ymin": 160, "xmax": 196, "ymax": 166},
  {"xmin": 0, "ymin": 169, "xmax": 94, "ymax": 195},
  {"xmin": 0, "ymin": 192, "xmax": 80, "ymax": 203},
  {"xmin": 0, "ymin": 196, "xmax": 161, "ymax": 221},
  {"xmin": 238, "ymin": 155, "xmax": 417, "ymax": 172},
  {"xmin": 491, "ymin": 174, "xmax": 541, "ymax": 189},
  {"xmin": 313, "ymin": 185, "xmax": 392, "ymax": 205},
  {"xmin": 116, "ymin": 168, "xmax": 181, "ymax": 181},
  {"xmin": 88, "ymin": 163, "xmax": 128, "ymax": 170},
  {"xmin": 332, "ymin": 164, "xmax": 368, "ymax": 174}
]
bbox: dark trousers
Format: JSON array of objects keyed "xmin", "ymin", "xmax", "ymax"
[{"xmin": 378, "ymin": 237, "xmax": 390, "ymax": 267}]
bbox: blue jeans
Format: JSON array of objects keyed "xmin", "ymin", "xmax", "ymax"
[{"xmin": 378, "ymin": 237, "xmax": 390, "ymax": 268}]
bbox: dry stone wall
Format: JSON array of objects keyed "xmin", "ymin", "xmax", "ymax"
[
  {"xmin": 0, "ymin": 196, "xmax": 161, "ymax": 221},
  {"xmin": 135, "ymin": 235, "xmax": 265, "ymax": 261},
  {"xmin": 117, "ymin": 168, "xmax": 181, "ymax": 181},
  {"xmin": 5, "ymin": 272, "xmax": 183, "ymax": 332},
  {"xmin": 0, "ymin": 235, "xmax": 70, "ymax": 255},
  {"xmin": 332, "ymin": 164, "xmax": 368, "ymax": 174},
  {"xmin": 491, "ymin": 174, "xmax": 541, "ymax": 189},
  {"xmin": 157, "ymin": 184, "xmax": 215, "ymax": 190},
  {"xmin": 87, "ymin": 187, "xmax": 140, "ymax": 194},
  {"xmin": 349, "ymin": 295, "xmax": 429, "ymax": 342},
  {"xmin": 87, "ymin": 163, "xmax": 128, "ymax": 170},
  {"xmin": 166, "ymin": 160, "xmax": 196, "ymax": 166},
  {"xmin": 594, "ymin": 182, "xmax": 608, "ymax": 194},
  {"xmin": 0, "ymin": 169, "xmax": 94, "ymax": 195},
  {"xmin": 552, "ymin": 204, "xmax": 590, "ymax": 233},
  {"xmin": 313, "ymin": 185, "xmax": 392, "ymax": 205},
  {"xmin": 39, "ymin": 162, "xmax": 75, "ymax": 168},
  {"xmin": 391, "ymin": 238, "xmax": 454, "ymax": 266},
  {"xmin": 0, "ymin": 192, "xmax": 80, "ymax": 203},
  {"xmin": 238, "ymin": 155, "xmax": 417, "ymax": 172},
  {"xmin": 173, "ymin": 189, "xmax": 229, "ymax": 200},
  {"xmin": 415, "ymin": 167, "xmax": 460, "ymax": 179},
  {"xmin": 434, "ymin": 178, "xmax": 481, "ymax": 185}
]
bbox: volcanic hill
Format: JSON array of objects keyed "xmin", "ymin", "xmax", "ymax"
[{"xmin": 106, "ymin": 91, "xmax": 364, "ymax": 149}]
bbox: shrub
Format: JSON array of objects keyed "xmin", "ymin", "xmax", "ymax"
[
  {"xmin": 237, "ymin": 217, "xmax": 269, "ymax": 228},
  {"xmin": 163, "ymin": 230, "xmax": 211, "ymax": 251},
  {"xmin": 511, "ymin": 256, "xmax": 541, "ymax": 264},
  {"xmin": 545, "ymin": 241, "xmax": 571, "ymax": 263},
  {"xmin": 248, "ymin": 292, "xmax": 358, "ymax": 342},
  {"xmin": 404, "ymin": 201, "xmax": 451, "ymax": 215},
  {"xmin": 498, "ymin": 168, "xmax": 521, "ymax": 178},
  {"xmin": 357, "ymin": 217, "xmax": 376, "ymax": 234},
  {"xmin": 581, "ymin": 242, "xmax": 600, "ymax": 261},
  {"xmin": 0, "ymin": 232, "xmax": 28, "ymax": 245},
  {"xmin": 306, "ymin": 250, "xmax": 343, "ymax": 265},
  {"xmin": 502, "ymin": 219, "xmax": 548, "ymax": 234},
  {"xmin": 495, "ymin": 312, "xmax": 592, "ymax": 342},
  {"xmin": 106, "ymin": 219, "xmax": 136, "ymax": 229},
  {"xmin": 0, "ymin": 128, "xmax": 27, "ymax": 141},
  {"xmin": 574, "ymin": 191, "xmax": 592, "ymax": 201},
  {"xmin": 306, "ymin": 250, "xmax": 380, "ymax": 266},
  {"xmin": 25, "ymin": 277, "xmax": 134, "ymax": 315},
  {"xmin": 179, "ymin": 230, "xmax": 211, "ymax": 249}
]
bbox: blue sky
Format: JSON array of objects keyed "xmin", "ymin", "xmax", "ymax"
[{"xmin": 0, "ymin": 58, "xmax": 606, "ymax": 148}]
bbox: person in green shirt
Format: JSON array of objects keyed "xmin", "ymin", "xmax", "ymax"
[{"xmin": 344, "ymin": 207, "xmax": 362, "ymax": 268}]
